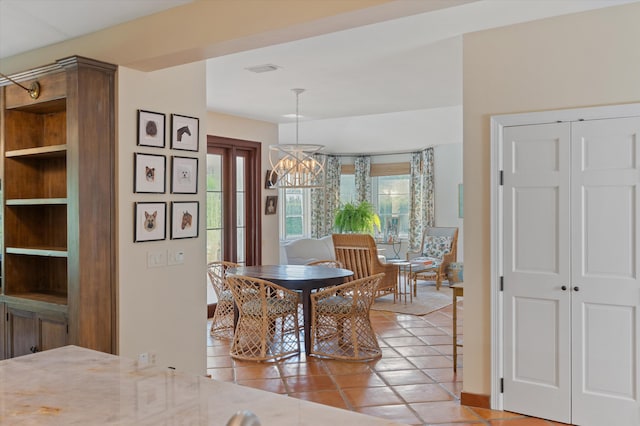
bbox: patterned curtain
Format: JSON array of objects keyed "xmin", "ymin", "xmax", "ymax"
[
  {"xmin": 354, "ymin": 156, "xmax": 371, "ymax": 203},
  {"xmin": 422, "ymin": 147, "xmax": 435, "ymax": 228},
  {"xmin": 408, "ymin": 148, "xmax": 435, "ymax": 250},
  {"xmin": 409, "ymin": 152, "xmax": 423, "ymax": 250},
  {"xmin": 311, "ymin": 154, "xmax": 341, "ymax": 238}
]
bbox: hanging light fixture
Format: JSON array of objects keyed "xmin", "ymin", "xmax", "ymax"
[{"xmin": 269, "ymin": 88, "xmax": 325, "ymax": 188}]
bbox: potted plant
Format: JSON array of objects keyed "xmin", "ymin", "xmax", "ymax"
[{"xmin": 333, "ymin": 201, "xmax": 381, "ymax": 234}]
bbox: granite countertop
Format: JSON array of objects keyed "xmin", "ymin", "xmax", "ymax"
[{"xmin": 0, "ymin": 346, "xmax": 406, "ymax": 425}]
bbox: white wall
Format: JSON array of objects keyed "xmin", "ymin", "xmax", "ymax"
[
  {"xmin": 118, "ymin": 62, "xmax": 207, "ymax": 375},
  {"xmin": 462, "ymin": 1, "xmax": 640, "ymax": 397},
  {"xmin": 434, "ymin": 143, "xmax": 463, "ymax": 261}
]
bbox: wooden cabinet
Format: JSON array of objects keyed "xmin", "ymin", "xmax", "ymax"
[
  {"xmin": 5, "ymin": 305, "xmax": 67, "ymax": 358},
  {"xmin": 0, "ymin": 303, "xmax": 4, "ymax": 358},
  {"xmin": 0, "ymin": 56, "xmax": 116, "ymax": 359}
]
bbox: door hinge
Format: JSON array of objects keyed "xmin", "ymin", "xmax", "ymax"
[
  {"xmin": 499, "ymin": 170, "xmax": 504, "ymax": 186},
  {"xmin": 500, "ymin": 276, "xmax": 504, "ymax": 291},
  {"xmin": 500, "ymin": 378, "xmax": 504, "ymax": 393},
  {"xmin": 5, "ymin": 312, "xmax": 8, "ymax": 321}
]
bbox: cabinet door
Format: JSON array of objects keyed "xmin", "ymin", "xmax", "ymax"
[
  {"xmin": 0, "ymin": 303, "xmax": 5, "ymax": 360},
  {"xmin": 6, "ymin": 307, "xmax": 38, "ymax": 358},
  {"xmin": 38, "ymin": 312, "xmax": 68, "ymax": 351}
]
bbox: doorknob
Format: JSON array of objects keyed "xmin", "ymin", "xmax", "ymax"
[
  {"xmin": 573, "ymin": 286, "xmax": 579, "ymax": 292},
  {"xmin": 561, "ymin": 285, "xmax": 567, "ymax": 291}
]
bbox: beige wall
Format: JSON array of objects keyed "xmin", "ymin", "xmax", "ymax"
[
  {"xmin": 118, "ymin": 62, "xmax": 207, "ymax": 374},
  {"xmin": 462, "ymin": 1, "xmax": 640, "ymax": 395},
  {"xmin": 206, "ymin": 111, "xmax": 280, "ymax": 265}
]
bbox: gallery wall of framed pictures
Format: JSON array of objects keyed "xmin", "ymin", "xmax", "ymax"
[{"xmin": 134, "ymin": 109, "xmax": 200, "ymax": 242}]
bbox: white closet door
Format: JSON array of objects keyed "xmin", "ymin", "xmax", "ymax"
[
  {"xmin": 502, "ymin": 123, "xmax": 572, "ymax": 423},
  {"xmin": 570, "ymin": 117, "xmax": 640, "ymax": 426}
]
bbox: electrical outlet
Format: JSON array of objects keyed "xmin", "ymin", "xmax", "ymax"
[{"xmin": 138, "ymin": 352, "xmax": 149, "ymax": 364}]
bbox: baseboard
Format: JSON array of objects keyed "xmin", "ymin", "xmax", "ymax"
[
  {"xmin": 460, "ymin": 391, "xmax": 490, "ymax": 409},
  {"xmin": 207, "ymin": 303, "xmax": 216, "ymax": 319}
]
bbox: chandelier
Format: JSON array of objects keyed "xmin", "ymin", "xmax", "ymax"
[{"xmin": 269, "ymin": 88, "xmax": 325, "ymax": 188}]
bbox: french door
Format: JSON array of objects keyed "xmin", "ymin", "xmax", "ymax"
[{"xmin": 206, "ymin": 135, "xmax": 261, "ymax": 265}]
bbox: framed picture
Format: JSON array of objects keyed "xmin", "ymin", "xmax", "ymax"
[
  {"xmin": 265, "ymin": 170, "xmax": 278, "ymax": 189},
  {"xmin": 137, "ymin": 109, "xmax": 165, "ymax": 148},
  {"xmin": 171, "ymin": 113, "xmax": 199, "ymax": 151},
  {"xmin": 265, "ymin": 195, "xmax": 278, "ymax": 215},
  {"xmin": 134, "ymin": 202, "xmax": 166, "ymax": 242},
  {"xmin": 134, "ymin": 153, "xmax": 166, "ymax": 193},
  {"xmin": 171, "ymin": 201, "xmax": 199, "ymax": 239},
  {"xmin": 171, "ymin": 156, "xmax": 198, "ymax": 194}
]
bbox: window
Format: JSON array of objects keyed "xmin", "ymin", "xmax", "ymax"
[
  {"xmin": 279, "ymin": 159, "xmax": 411, "ymax": 241},
  {"xmin": 372, "ymin": 175, "xmax": 410, "ymax": 239},
  {"xmin": 280, "ymin": 188, "xmax": 311, "ymax": 240}
]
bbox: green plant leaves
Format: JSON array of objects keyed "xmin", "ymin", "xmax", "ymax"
[{"xmin": 334, "ymin": 201, "xmax": 381, "ymax": 234}]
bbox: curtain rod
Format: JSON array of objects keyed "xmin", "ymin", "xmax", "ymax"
[{"xmin": 322, "ymin": 147, "xmax": 432, "ymax": 157}]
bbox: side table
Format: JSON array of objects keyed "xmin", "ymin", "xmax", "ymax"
[{"xmin": 451, "ymin": 283, "xmax": 464, "ymax": 372}]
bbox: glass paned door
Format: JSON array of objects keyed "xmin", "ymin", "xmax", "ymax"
[
  {"xmin": 206, "ymin": 153, "xmax": 223, "ymax": 262},
  {"xmin": 206, "ymin": 136, "xmax": 261, "ymax": 266}
]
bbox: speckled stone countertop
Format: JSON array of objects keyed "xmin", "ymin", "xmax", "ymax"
[{"xmin": 0, "ymin": 345, "xmax": 405, "ymax": 425}]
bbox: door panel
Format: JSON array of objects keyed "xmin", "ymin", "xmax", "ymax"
[
  {"xmin": 39, "ymin": 314, "xmax": 68, "ymax": 351},
  {"xmin": 503, "ymin": 123, "xmax": 572, "ymax": 423},
  {"xmin": 0, "ymin": 303, "xmax": 5, "ymax": 359},
  {"xmin": 6, "ymin": 307, "xmax": 37, "ymax": 358},
  {"xmin": 571, "ymin": 118, "xmax": 640, "ymax": 426}
]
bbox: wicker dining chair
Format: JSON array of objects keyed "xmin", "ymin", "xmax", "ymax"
[
  {"xmin": 225, "ymin": 275, "xmax": 300, "ymax": 361},
  {"xmin": 309, "ymin": 273, "xmax": 384, "ymax": 361},
  {"xmin": 207, "ymin": 261, "xmax": 240, "ymax": 339}
]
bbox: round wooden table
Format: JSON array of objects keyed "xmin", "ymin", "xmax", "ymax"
[{"xmin": 228, "ymin": 264, "xmax": 354, "ymax": 354}]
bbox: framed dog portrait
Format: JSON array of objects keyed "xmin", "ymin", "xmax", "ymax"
[
  {"xmin": 134, "ymin": 202, "xmax": 166, "ymax": 242},
  {"xmin": 171, "ymin": 201, "xmax": 199, "ymax": 239},
  {"xmin": 137, "ymin": 109, "xmax": 165, "ymax": 148},
  {"xmin": 171, "ymin": 113, "xmax": 199, "ymax": 151},
  {"xmin": 171, "ymin": 156, "xmax": 198, "ymax": 194},
  {"xmin": 265, "ymin": 195, "xmax": 278, "ymax": 215},
  {"xmin": 134, "ymin": 153, "xmax": 166, "ymax": 193}
]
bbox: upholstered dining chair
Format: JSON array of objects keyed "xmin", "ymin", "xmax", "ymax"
[
  {"xmin": 306, "ymin": 259, "xmax": 343, "ymax": 268},
  {"xmin": 406, "ymin": 227, "xmax": 458, "ymax": 290},
  {"xmin": 225, "ymin": 275, "xmax": 300, "ymax": 361},
  {"xmin": 332, "ymin": 233, "xmax": 398, "ymax": 299},
  {"xmin": 309, "ymin": 273, "xmax": 384, "ymax": 361},
  {"xmin": 207, "ymin": 261, "xmax": 240, "ymax": 339}
]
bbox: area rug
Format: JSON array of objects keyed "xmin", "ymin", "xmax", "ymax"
[{"xmin": 371, "ymin": 282, "xmax": 453, "ymax": 316}]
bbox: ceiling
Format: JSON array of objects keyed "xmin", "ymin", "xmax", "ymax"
[{"xmin": 1, "ymin": 0, "xmax": 637, "ymax": 151}]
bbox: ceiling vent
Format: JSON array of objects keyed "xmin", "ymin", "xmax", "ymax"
[{"xmin": 245, "ymin": 64, "xmax": 281, "ymax": 73}]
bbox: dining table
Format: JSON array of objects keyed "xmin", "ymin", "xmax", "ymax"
[{"xmin": 227, "ymin": 264, "xmax": 354, "ymax": 354}]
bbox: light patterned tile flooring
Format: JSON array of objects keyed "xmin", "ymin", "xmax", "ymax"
[{"xmin": 206, "ymin": 290, "xmax": 569, "ymax": 426}]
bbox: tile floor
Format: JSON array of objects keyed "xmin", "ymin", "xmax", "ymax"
[{"xmin": 206, "ymin": 294, "xmax": 568, "ymax": 426}]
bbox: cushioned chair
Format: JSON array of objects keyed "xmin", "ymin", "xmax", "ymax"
[
  {"xmin": 207, "ymin": 261, "xmax": 240, "ymax": 339},
  {"xmin": 309, "ymin": 273, "xmax": 384, "ymax": 361},
  {"xmin": 332, "ymin": 233, "xmax": 398, "ymax": 299},
  {"xmin": 225, "ymin": 275, "xmax": 300, "ymax": 361},
  {"xmin": 306, "ymin": 259, "xmax": 343, "ymax": 268},
  {"xmin": 406, "ymin": 227, "xmax": 458, "ymax": 290}
]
